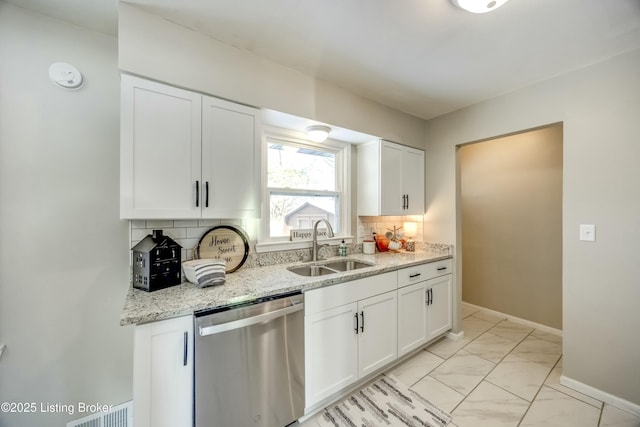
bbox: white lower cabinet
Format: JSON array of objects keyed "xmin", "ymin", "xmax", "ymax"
[
  {"xmin": 304, "ymin": 272, "xmax": 397, "ymax": 409},
  {"xmin": 358, "ymin": 291, "xmax": 398, "ymax": 377},
  {"xmin": 305, "ymin": 302, "xmax": 359, "ymax": 406},
  {"xmin": 426, "ymin": 274, "xmax": 453, "ymax": 340},
  {"xmin": 398, "ymin": 281, "xmax": 428, "ymax": 356},
  {"xmin": 133, "ymin": 315, "xmax": 193, "ymax": 427},
  {"xmin": 398, "ymin": 265, "xmax": 453, "ymax": 357}
]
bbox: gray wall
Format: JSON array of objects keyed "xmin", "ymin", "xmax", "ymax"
[
  {"xmin": 0, "ymin": 4, "xmax": 132, "ymax": 426},
  {"xmin": 460, "ymin": 126, "xmax": 563, "ymax": 329},
  {"xmin": 425, "ymin": 48, "xmax": 640, "ymax": 406}
]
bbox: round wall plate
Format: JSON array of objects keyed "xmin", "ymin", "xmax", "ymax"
[
  {"xmin": 195, "ymin": 225, "xmax": 250, "ymax": 273},
  {"xmin": 49, "ymin": 62, "xmax": 83, "ymax": 89}
]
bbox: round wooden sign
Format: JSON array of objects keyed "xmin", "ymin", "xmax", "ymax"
[{"xmin": 195, "ymin": 225, "xmax": 250, "ymax": 273}]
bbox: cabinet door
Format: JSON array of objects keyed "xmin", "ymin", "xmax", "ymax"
[
  {"xmin": 379, "ymin": 141, "xmax": 405, "ymax": 215},
  {"xmin": 398, "ymin": 282, "xmax": 428, "ymax": 357},
  {"xmin": 358, "ymin": 291, "xmax": 398, "ymax": 378},
  {"xmin": 403, "ymin": 147, "xmax": 425, "ymax": 215},
  {"xmin": 201, "ymin": 96, "xmax": 260, "ymax": 218},
  {"xmin": 133, "ymin": 315, "xmax": 193, "ymax": 427},
  {"xmin": 121, "ymin": 75, "xmax": 202, "ymax": 219},
  {"xmin": 427, "ymin": 275, "xmax": 453, "ymax": 340},
  {"xmin": 305, "ymin": 302, "xmax": 358, "ymax": 408}
]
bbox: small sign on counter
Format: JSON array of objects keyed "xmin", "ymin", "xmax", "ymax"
[{"xmin": 290, "ymin": 228, "xmax": 329, "ymax": 241}]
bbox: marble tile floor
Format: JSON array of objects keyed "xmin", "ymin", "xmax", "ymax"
[{"xmin": 300, "ymin": 304, "xmax": 640, "ymax": 427}]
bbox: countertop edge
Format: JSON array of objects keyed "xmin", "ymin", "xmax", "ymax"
[{"xmin": 120, "ymin": 251, "xmax": 453, "ymax": 326}]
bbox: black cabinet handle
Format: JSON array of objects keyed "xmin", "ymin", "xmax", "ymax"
[
  {"xmin": 406, "ymin": 194, "xmax": 409, "ymax": 210},
  {"xmin": 437, "ymin": 266, "xmax": 448, "ymax": 271},
  {"xmin": 205, "ymin": 181, "xmax": 209, "ymax": 208},
  {"xmin": 354, "ymin": 312, "xmax": 359, "ymax": 334},
  {"xmin": 429, "ymin": 288, "xmax": 433, "ymax": 305},
  {"xmin": 409, "ymin": 273, "xmax": 422, "ymax": 279},
  {"xmin": 360, "ymin": 311, "xmax": 365, "ymax": 333},
  {"xmin": 183, "ymin": 331, "xmax": 188, "ymax": 366},
  {"xmin": 426, "ymin": 289, "xmax": 429, "ymax": 305},
  {"xmin": 195, "ymin": 181, "xmax": 200, "ymax": 207}
]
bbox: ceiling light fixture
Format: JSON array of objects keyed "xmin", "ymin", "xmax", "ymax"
[
  {"xmin": 306, "ymin": 125, "xmax": 331, "ymax": 142},
  {"xmin": 451, "ymin": 0, "xmax": 510, "ymax": 14}
]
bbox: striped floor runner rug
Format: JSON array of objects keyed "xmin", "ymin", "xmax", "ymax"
[{"xmin": 316, "ymin": 374, "xmax": 452, "ymax": 427}]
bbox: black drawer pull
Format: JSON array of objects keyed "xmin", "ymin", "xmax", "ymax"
[
  {"xmin": 195, "ymin": 181, "xmax": 200, "ymax": 207},
  {"xmin": 360, "ymin": 311, "xmax": 364, "ymax": 333},
  {"xmin": 409, "ymin": 273, "xmax": 421, "ymax": 279},
  {"xmin": 437, "ymin": 266, "xmax": 448, "ymax": 271},
  {"xmin": 354, "ymin": 312, "xmax": 359, "ymax": 334}
]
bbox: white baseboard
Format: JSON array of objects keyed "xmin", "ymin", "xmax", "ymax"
[
  {"xmin": 560, "ymin": 375, "xmax": 640, "ymax": 417},
  {"xmin": 461, "ymin": 301, "xmax": 562, "ymax": 337},
  {"xmin": 446, "ymin": 330, "xmax": 465, "ymax": 342}
]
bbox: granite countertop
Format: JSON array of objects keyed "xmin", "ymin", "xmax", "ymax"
[{"xmin": 120, "ymin": 249, "xmax": 453, "ymax": 326}]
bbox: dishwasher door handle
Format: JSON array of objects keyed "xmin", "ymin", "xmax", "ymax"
[{"xmin": 198, "ymin": 303, "xmax": 304, "ymax": 336}]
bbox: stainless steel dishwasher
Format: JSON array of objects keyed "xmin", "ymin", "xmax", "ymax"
[{"xmin": 194, "ymin": 291, "xmax": 304, "ymax": 427}]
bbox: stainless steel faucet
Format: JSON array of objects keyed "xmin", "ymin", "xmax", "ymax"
[{"xmin": 312, "ymin": 219, "xmax": 335, "ymax": 261}]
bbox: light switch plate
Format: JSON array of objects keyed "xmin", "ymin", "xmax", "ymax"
[{"xmin": 579, "ymin": 224, "xmax": 596, "ymax": 242}]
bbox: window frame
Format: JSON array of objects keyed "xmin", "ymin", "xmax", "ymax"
[{"xmin": 256, "ymin": 126, "xmax": 352, "ymax": 252}]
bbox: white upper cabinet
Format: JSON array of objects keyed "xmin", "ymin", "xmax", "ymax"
[
  {"xmin": 401, "ymin": 144, "xmax": 425, "ymax": 214},
  {"xmin": 120, "ymin": 75, "xmax": 261, "ymax": 219},
  {"xmin": 357, "ymin": 139, "xmax": 425, "ymax": 216},
  {"xmin": 120, "ymin": 75, "xmax": 202, "ymax": 219},
  {"xmin": 379, "ymin": 141, "xmax": 404, "ymax": 215},
  {"xmin": 201, "ymin": 95, "xmax": 260, "ymax": 219}
]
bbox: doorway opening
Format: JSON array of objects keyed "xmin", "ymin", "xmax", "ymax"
[{"xmin": 457, "ymin": 124, "xmax": 563, "ymax": 329}]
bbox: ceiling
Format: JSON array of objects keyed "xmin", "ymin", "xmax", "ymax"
[{"xmin": 8, "ymin": 0, "xmax": 640, "ymax": 120}]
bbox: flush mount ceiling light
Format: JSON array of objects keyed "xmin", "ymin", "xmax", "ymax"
[
  {"xmin": 306, "ymin": 125, "xmax": 331, "ymax": 142},
  {"xmin": 451, "ymin": 0, "xmax": 510, "ymax": 13}
]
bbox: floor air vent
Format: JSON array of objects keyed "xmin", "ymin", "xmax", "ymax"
[{"xmin": 66, "ymin": 401, "xmax": 132, "ymax": 427}]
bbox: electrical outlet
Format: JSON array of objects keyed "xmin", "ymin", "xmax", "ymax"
[{"xmin": 579, "ymin": 224, "xmax": 596, "ymax": 242}]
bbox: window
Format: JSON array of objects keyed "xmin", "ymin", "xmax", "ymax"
[{"xmin": 262, "ymin": 130, "xmax": 350, "ymax": 246}]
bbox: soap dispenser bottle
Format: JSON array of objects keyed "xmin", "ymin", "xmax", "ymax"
[{"xmin": 339, "ymin": 239, "xmax": 347, "ymax": 257}]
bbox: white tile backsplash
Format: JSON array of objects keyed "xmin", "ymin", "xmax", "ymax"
[
  {"xmin": 129, "ymin": 216, "xmax": 433, "ymax": 265},
  {"xmin": 173, "ymin": 219, "xmax": 199, "ymax": 228},
  {"xmin": 357, "ymin": 215, "xmax": 425, "ymax": 243},
  {"xmin": 129, "ymin": 219, "xmax": 253, "ymax": 262},
  {"xmin": 145, "ymin": 220, "xmax": 175, "ymax": 228}
]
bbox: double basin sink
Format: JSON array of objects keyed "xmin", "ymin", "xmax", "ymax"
[{"xmin": 287, "ymin": 259, "xmax": 375, "ymax": 277}]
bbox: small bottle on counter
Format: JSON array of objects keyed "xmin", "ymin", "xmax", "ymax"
[{"xmin": 339, "ymin": 239, "xmax": 348, "ymax": 257}]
